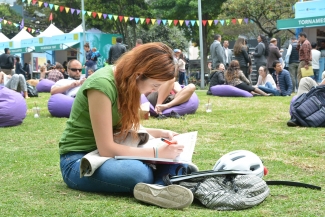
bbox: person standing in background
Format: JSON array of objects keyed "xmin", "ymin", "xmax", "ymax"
[
  {"xmin": 15, "ymin": 57, "xmax": 28, "ymax": 79},
  {"xmin": 266, "ymin": 38, "xmax": 281, "ymax": 75},
  {"xmin": 134, "ymin": 39, "xmax": 143, "ymax": 48},
  {"xmin": 253, "ymin": 34, "xmax": 269, "ymax": 76},
  {"xmin": 297, "ymin": 32, "xmax": 312, "ymax": 85},
  {"xmin": 233, "ymin": 37, "xmax": 250, "ymax": 80},
  {"xmin": 210, "ymin": 34, "xmax": 225, "ymax": 69},
  {"xmin": 285, "ymin": 36, "xmax": 300, "ymax": 91},
  {"xmin": 223, "ymin": 40, "xmax": 232, "ymax": 69},
  {"xmin": 84, "ymin": 42, "xmax": 97, "ymax": 77},
  {"xmin": 0, "ymin": 48, "xmax": 14, "ymax": 75},
  {"xmin": 108, "ymin": 37, "xmax": 127, "ymax": 65},
  {"xmin": 311, "ymin": 42, "xmax": 321, "ymax": 82}
]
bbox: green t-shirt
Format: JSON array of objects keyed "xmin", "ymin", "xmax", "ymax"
[{"xmin": 59, "ymin": 66, "xmax": 120, "ymax": 155}]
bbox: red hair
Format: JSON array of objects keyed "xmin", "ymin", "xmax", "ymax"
[{"xmin": 114, "ymin": 42, "xmax": 176, "ymax": 138}]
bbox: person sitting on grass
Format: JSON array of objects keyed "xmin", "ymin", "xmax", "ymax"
[
  {"xmin": 0, "ymin": 67, "xmax": 29, "ymax": 99},
  {"xmin": 58, "ymin": 43, "xmax": 194, "ymax": 209},
  {"xmin": 50, "ymin": 60, "xmax": 86, "ymax": 98},
  {"xmin": 225, "ymin": 60, "xmax": 271, "ymax": 96},
  {"xmin": 264, "ymin": 60, "xmax": 292, "ymax": 96},
  {"xmin": 47, "ymin": 63, "xmax": 65, "ymax": 83},
  {"xmin": 254, "ymin": 66, "xmax": 277, "ymax": 95},
  {"xmin": 145, "ymin": 78, "xmax": 196, "ymax": 118},
  {"xmin": 207, "ymin": 63, "xmax": 225, "ymax": 95}
]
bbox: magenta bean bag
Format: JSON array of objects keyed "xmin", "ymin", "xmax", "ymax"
[
  {"xmin": 0, "ymin": 86, "xmax": 27, "ymax": 127},
  {"xmin": 211, "ymin": 85, "xmax": 253, "ymax": 97},
  {"xmin": 36, "ymin": 79, "xmax": 55, "ymax": 92},
  {"xmin": 141, "ymin": 92, "xmax": 200, "ymax": 117},
  {"xmin": 48, "ymin": 94, "xmax": 74, "ymax": 118},
  {"xmin": 289, "ymin": 95, "xmax": 298, "ymax": 116}
]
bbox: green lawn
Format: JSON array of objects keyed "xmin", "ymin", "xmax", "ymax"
[{"xmin": 0, "ymin": 91, "xmax": 324, "ymax": 217}]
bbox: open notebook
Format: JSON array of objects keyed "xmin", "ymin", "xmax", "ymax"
[{"xmin": 115, "ymin": 131, "xmax": 198, "ymax": 164}]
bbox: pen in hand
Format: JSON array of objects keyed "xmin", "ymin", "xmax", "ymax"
[{"xmin": 161, "ymin": 138, "xmax": 175, "ymax": 145}]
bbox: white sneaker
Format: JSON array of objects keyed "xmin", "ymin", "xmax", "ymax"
[{"xmin": 133, "ymin": 183, "xmax": 193, "ymax": 209}]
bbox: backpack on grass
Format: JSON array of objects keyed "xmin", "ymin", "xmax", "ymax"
[
  {"xmin": 164, "ymin": 171, "xmax": 270, "ymax": 211},
  {"xmin": 290, "ymin": 85, "xmax": 325, "ymax": 127},
  {"xmin": 26, "ymin": 82, "xmax": 38, "ymax": 97}
]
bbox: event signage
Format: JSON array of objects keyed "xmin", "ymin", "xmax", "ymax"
[
  {"xmin": 10, "ymin": 47, "xmax": 29, "ymax": 54},
  {"xmin": 277, "ymin": 16, "xmax": 325, "ymax": 29},
  {"xmin": 0, "ymin": 41, "xmax": 9, "ymax": 49},
  {"xmin": 295, "ymin": 0, "xmax": 325, "ymax": 19},
  {"xmin": 51, "ymin": 33, "xmax": 79, "ymax": 44},
  {"xmin": 34, "ymin": 44, "xmax": 63, "ymax": 52},
  {"xmin": 21, "ymin": 37, "xmax": 48, "ymax": 47}
]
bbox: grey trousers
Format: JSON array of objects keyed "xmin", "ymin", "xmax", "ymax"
[
  {"xmin": 297, "ymin": 77, "xmax": 317, "ymax": 97},
  {"xmin": 289, "ymin": 62, "xmax": 299, "ymax": 91},
  {"xmin": 5, "ymin": 74, "xmax": 27, "ymax": 92}
]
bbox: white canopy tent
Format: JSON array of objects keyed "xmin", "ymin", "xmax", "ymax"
[
  {"xmin": 69, "ymin": 24, "xmax": 102, "ymax": 33},
  {"xmin": 10, "ymin": 29, "xmax": 34, "ymax": 41},
  {"xmin": 37, "ymin": 24, "xmax": 64, "ymax": 37}
]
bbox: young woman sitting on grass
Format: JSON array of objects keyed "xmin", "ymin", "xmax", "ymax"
[
  {"xmin": 254, "ymin": 66, "xmax": 277, "ymax": 95},
  {"xmin": 225, "ymin": 60, "xmax": 271, "ymax": 96},
  {"xmin": 59, "ymin": 43, "xmax": 193, "ymax": 209}
]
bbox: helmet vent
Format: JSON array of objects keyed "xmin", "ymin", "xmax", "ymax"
[{"xmin": 231, "ymin": 155, "xmax": 245, "ymax": 161}]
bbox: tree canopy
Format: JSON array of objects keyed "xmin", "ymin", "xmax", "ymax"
[{"xmin": 221, "ymin": 0, "xmax": 296, "ymax": 38}]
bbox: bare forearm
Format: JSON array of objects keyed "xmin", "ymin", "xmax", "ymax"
[{"xmin": 51, "ymin": 86, "xmax": 71, "ymax": 95}]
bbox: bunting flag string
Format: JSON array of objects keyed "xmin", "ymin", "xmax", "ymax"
[
  {"xmin": 0, "ymin": 19, "xmax": 39, "ymax": 33},
  {"xmin": 18, "ymin": 0, "xmax": 252, "ymax": 28}
]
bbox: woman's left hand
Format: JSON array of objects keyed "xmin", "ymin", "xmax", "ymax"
[{"xmin": 161, "ymin": 130, "xmax": 179, "ymax": 140}]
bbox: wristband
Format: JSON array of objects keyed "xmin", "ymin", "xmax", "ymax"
[{"xmin": 155, "ymin": 147, "xmax": 158, "ymax": 158}]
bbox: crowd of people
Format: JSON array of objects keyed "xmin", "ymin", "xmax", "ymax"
[{"xmin": 208, "ymin": 32, "xmax": 325, "ymax": 97}]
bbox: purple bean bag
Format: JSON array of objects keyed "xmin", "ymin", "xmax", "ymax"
[
  {"xmin": 36, "ymin": 79, "xmax": 55, "ymax": 92},
  {"xmin": 0, "ymin": 86, "xmax": 27, "ymax": 127},
  {"xmin": 289, "ymin": 95, "xmax": 298, "ymax": 116},
  {"xmin": 141, "ymin": 92, "xmax": 200, "ymax": 117},
  {"xmin": 211, "ymin": 85, "xmax": 253, "ymax": 97},
  {"xmin": 48, "ymin": 94, "xmax": 74, "ymax": 118}
]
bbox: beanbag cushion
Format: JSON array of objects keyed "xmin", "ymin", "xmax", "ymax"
[
  {"xmin": 289, "ymin": 95, "xmax": 298, "ymax": 116},
  {"xmin": 211, "ymin": 85, "xmax": 253, "ymax": 97},
  {"xmin": 36, "ymin": 79, "xmax": 55, "ymax": 92},
  {"xmin": 141, "ymin": 92, "xmax": 200, "ymax": 117},
  {"xmin": 0, "ymin": 86, "xmax": 27, "ymax": 127},
  {"xmin": 48, "ymin": 94, "xmax": 74, "ymax": 118}
]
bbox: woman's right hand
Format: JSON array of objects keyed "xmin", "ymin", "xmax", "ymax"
[{"xmin": 157, "ymin": 143, "xmax": 184, "ymax": 159}]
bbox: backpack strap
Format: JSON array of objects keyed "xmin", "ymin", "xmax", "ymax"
[{"xmin": 266, "ymin": 180, "xmax": 321, "ymax": 190}]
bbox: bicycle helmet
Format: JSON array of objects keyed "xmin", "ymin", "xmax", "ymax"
[{"xmin": 213, "ymin": 150, "xmax": 265, "ymax": 178}]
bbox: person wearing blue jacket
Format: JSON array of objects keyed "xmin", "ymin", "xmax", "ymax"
[
  {"xmin": 15, "ymin": 57, "xmax": 28, "ymax": 79},
  {"xmin": 271, "ymin": 60, "xmax": 293, "ymax": 96}
]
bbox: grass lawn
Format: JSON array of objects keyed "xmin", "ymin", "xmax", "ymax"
[{"xmin": 0, "ymin": 90, "xmax": 324, "ymax": 216}]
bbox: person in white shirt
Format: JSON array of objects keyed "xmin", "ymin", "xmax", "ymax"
[
  {"xmin": 254, "ymin": 66, "xmax": 277, "ymax": 95},
  {"xmin": 223, "ymin": 40, "xmax": 233, "ymax": 68},
  {"xmin": 51, "ymin": 59, "xmax": 86, "ymax": 97},
  {"xmin": 311, "ymin": 42, "xmax": 321, "ymax": 82}
]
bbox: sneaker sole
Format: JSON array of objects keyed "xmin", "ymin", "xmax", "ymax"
[{"xmin": 134, "ymin": 183, "xmax": 193, "ymax": 209}]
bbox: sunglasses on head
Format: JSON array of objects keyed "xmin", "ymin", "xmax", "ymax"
[{"xmin": 69, "ymin": 68, "xmax": 82, "ymax": 72}]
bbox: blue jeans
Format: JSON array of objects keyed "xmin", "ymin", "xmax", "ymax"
[
  {"xmin": 178, "ymin": 71, "xmax": 186, "ymax": 85},
  {"xmin": 313, "ymin": 69, "xmax": 319, "ymax": 82},
  {"xmin": 60, "ymin": 152, "xmax": 187, "ymax": 193},
  {"xmin": 258, "ymin": 82, "xmax": 280, "ymax": 96}
]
